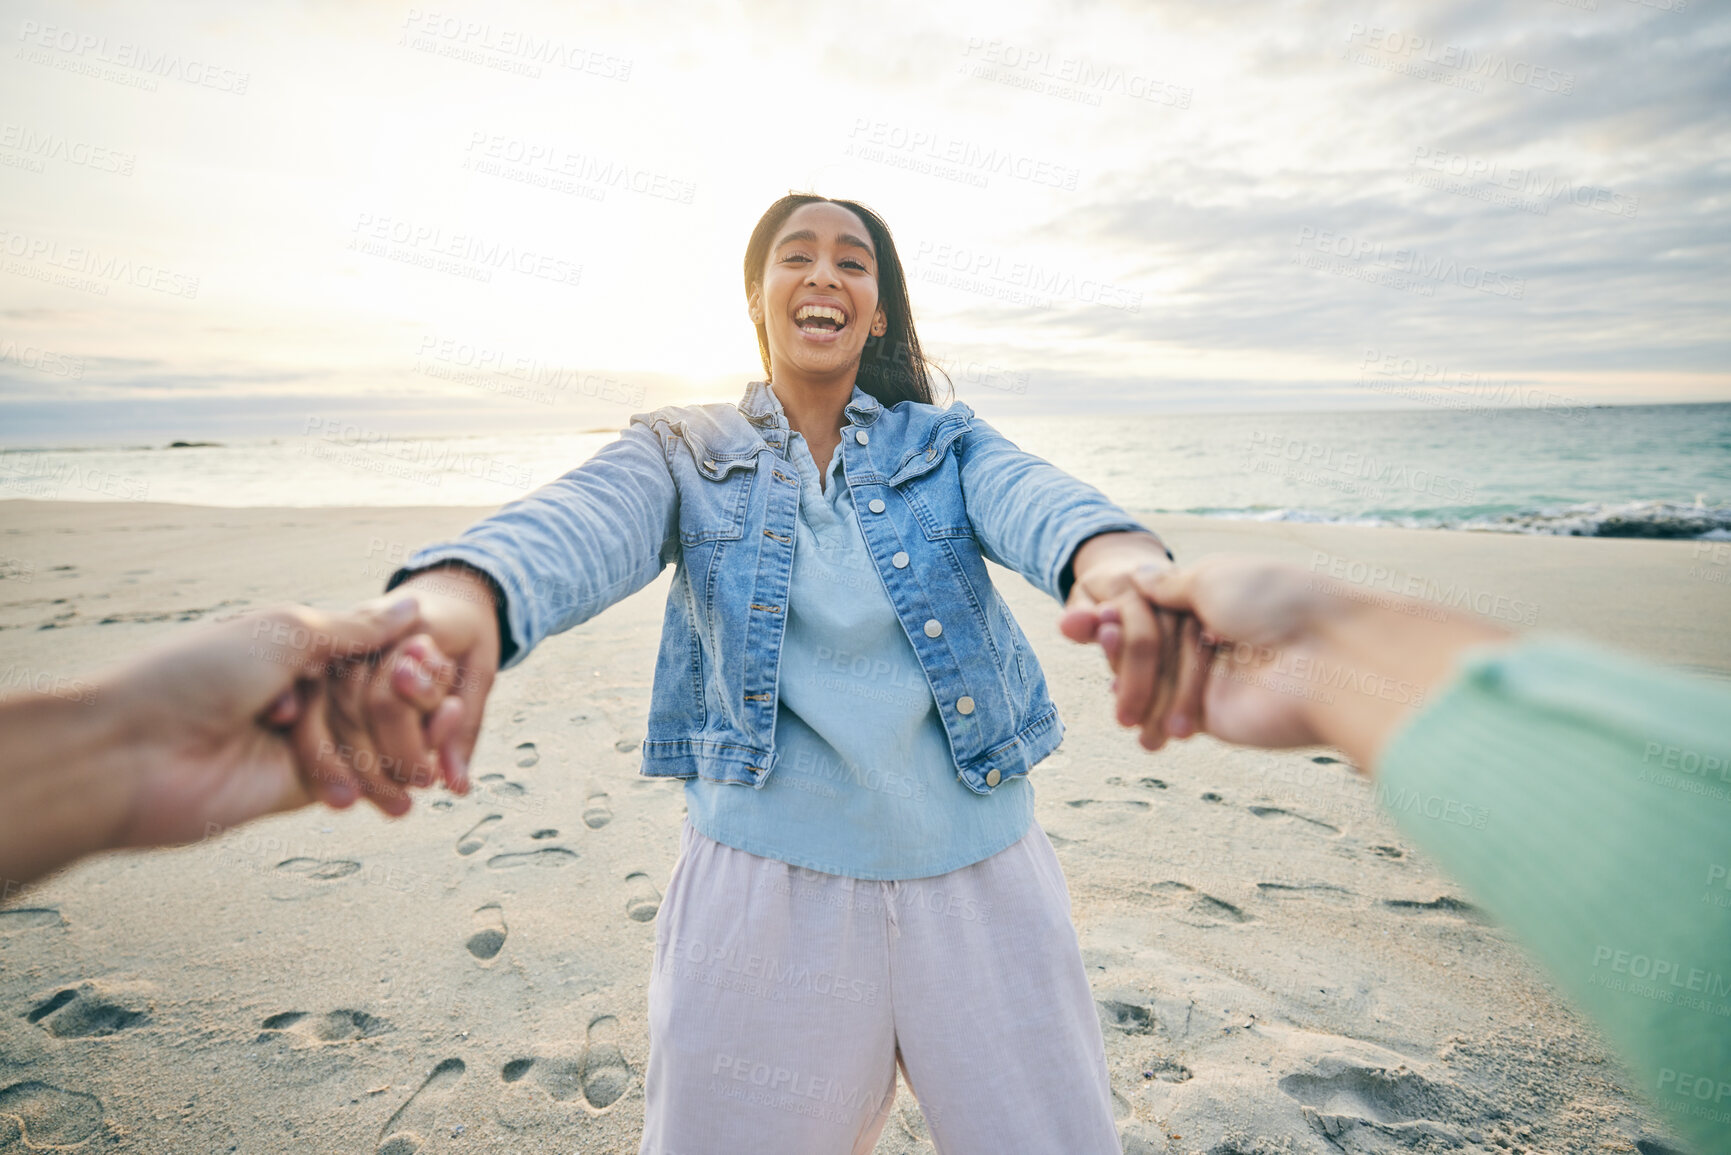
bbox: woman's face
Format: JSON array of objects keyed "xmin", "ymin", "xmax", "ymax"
[{"xmin": 750, "ymin": 201, "xmax": 888, "ymax": 387}]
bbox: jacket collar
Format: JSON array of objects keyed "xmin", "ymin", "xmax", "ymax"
[{"xmin": 739, "ymin": 380, "xmax": 883, "ymax": 430}]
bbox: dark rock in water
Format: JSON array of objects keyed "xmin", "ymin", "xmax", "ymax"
[{"xmin": 166, "ymin": 440, "xmax": 221, "ymax": 448}]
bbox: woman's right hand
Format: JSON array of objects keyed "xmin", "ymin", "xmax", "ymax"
[{"xmin": 303, "ymin": 566, "xmax": 501, "ymax": 811}]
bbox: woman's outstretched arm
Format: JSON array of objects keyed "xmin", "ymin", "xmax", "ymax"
[
  {"xmin": 359, "ymin": 419, "xmax": 680, "ymax": 787},
  {"xmin": 953, "ymin": 412, "xmax": 1185, "ymax": 740}
]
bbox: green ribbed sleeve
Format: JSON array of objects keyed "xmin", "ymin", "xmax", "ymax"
[{"xmin": 1380, "ymin": 637, "xmax": 1731, "ymax": 1154}]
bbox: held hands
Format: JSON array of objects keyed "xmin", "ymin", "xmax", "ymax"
[
  {"xmin": 1059, "ymin": 532, "xmax": 1200, "ymax": 750},
  {"xmin": 1064, "ymin": 554, "xmax": 1514, "ymax": 768},
  {"xmin": 311, "ymin": 564, "xmax": 502, "ymax": 812},
  {"xmin": 98, "ymin": 596, "xmax": 453, "ymax": 853}
]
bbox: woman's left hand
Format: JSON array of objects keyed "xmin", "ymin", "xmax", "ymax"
[{"xmin": 1058, "ymin": 532, "xmax": 1202, "ymax": 750}]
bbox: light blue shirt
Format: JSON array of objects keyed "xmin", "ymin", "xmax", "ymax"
[{"xmin": 682, "ymin": 386, "xmax": 1035, "ymax": 880}]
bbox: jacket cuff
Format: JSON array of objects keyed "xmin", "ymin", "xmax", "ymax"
[
  {"xmin": 1050, "ymin": 519, "xmax": 1167, "ymax": 603},
  {"xmin": 385, "ymin": 548, "xmax": 526, "ymax": 670}
]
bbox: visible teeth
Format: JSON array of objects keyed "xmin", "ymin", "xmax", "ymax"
[{"xmin": 795, "ymin": 305, "xmax": 847, "ymax": 327}]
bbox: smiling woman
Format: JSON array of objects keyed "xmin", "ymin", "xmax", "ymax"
[
  {"xmin": 369, "ymin": 191, "xmax": 1181, "ymax": 1154},
  {"xmin": 743, "ymin": 194, "xmax": 939, "ymax": 409}
]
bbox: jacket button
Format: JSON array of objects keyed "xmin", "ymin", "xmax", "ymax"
[
  {"xmin": 956, "ymin": 696, "xmax": 975, "ymax": 715},
  {"xmin": 892, "ymin": 551, "xmax": 909, "ymax": 568},
  {"xmin": 703, "ymin": 459, "xmax": 716, "ymax": 470},
  {"xmin": 923, "ymin": 619, "xmax": 942, "ymax": 638},
  {"xmin": 855, "ymin": 430, "xmax": 869, "ymax": 445},
  {"xmin": 925, "ymin": 448, "xmax": 936, "ymax": 461},
  {"xmin": 868, "ymin": 498, "xmax": 886, "ymax": 514},
  {"xmin": 984, "ymin": 768, "xmax": 1001, "ymax": 787}
]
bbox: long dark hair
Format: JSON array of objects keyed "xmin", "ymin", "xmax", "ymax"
[{"xmin": 743, "ymin": 194, "xmax": 950, "ymax": 409}]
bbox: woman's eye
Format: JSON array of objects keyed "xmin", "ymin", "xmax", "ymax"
[
  {"xmin": 841, "ymin": 259, "xmax": 867, "ymax": 271},
  {"xmin": 780, "ymin": 253, "xmax": 810, "ymax": 264}
]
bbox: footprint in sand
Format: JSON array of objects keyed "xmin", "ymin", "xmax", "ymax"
[
  {"xmin": 614, "ymin": 738, "xmax": 639, "ymax": 753},
  {"xmin": 486, "ymin": 847, "xmax": 578, "ymax": 871},
  {"xmin": 476, "ymin": 774, "xmax": 528, "ymax": 803},
  {"xmin": 1146, "ymin": 881, "xmax": 1251, "ymax": 927},
  {"xmin": 578, "ymin": 1016, "xmax": 632, "ymax": 1110},
  {"xmin": 1248, "ymin": 805, "xmax": 1341, "ymax": 835},
  {"xmin": 500, "ymin": 1014, "xmax": 632, "ymax": 1113},
  {"xmin": 0, "ymin": 908, "xmax": 62, "ymax": 933},
  {"xmin": 1064, "ymin": 799, "xmax": 1152, "ymax": 812},
  {"xmin": 275, "ymin": 858, "xmax": 362, "ymax": 880},
  {"xmin": 515, "ymin": 742, "xmax": 539, "ymax": 768},
  {"xmin": 0, "ymin": 1081, "xmax": 104, "ymax": 1147},
  {"xmin": 531, "ymin": 828, "xmax": 559, "ymax": 840},
  {"xmin": 1279, "ymin": 1059, "xmax": 1466, "ymax": 1142},
  {"xmin": 466, "ymin": 904, "xmax": 508, "ymax": 962},
  {"xmin": 583, "ymin": 786, "xmax": 613, "ymax": 830},
  {"xmin": 1257, "ymin": 882, "xmax": 1356, "ymax": 906},
  {"xmin": 378, "ymin": 1058, "xmax": 465, "ymax": 1155},
  {"xmin": 456, "ymin": 814, "xmax": 504, "ymax": 857},
  {"xmin": 1097, "ymin": 999, "xmax": 1157, "ymax": 1034},
  {"xmin": 257, "ymin": 1009, "xmax": 390, "ymax": 1044},
  {"xmin": 26, "ymin": 984, "xmax": 148, "ymax": 1038},
  {"xmin": 623, "ymin": 873, "xmax": 661, "ymax": 923},
  {"xmin": 1381, "ymin": 895, "xmax": 1486, "ymax": 922}
]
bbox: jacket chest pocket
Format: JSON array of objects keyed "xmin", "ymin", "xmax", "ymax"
[
  {"xmin": 678, "ymin": 450, "xmax": 760, "ymax": 545},
  {"xmin": 890, "ymin": 424, "xmax": 973, "ymax": 542}
]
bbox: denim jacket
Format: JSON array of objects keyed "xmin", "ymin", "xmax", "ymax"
[{"xmin": 390, "ymin": 381, "xmax": 1153, "ymax": 795}]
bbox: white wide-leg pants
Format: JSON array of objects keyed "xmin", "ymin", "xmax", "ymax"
[{"xmin": 639, "ymin": 819, "xmax": 1121, "ymax": 1155}]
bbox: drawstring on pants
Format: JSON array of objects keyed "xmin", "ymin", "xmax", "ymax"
[{"xmin": 884, "ymin": 879, "xmax": 902, "ymax": 940}]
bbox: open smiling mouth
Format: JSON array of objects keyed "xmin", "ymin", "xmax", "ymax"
[{"xmin": 794, "ymin": 304, "xmax": 849, "ymax": 338}]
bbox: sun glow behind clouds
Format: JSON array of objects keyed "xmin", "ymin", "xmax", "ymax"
[{"xmin": 0, "ymin": 0, "xmax": 1726, "ymax": 442}]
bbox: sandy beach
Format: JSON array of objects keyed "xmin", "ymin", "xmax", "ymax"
[{"xmin": 1, "ymin": 500, "xmax": 1724, "ymax": 1154}]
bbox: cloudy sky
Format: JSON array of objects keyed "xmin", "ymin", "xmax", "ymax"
[{"xmin": 1, "ymin": 0, "xmax": 1726, "ymax": 443}]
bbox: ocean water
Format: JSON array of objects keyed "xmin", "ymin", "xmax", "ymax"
[{"xmin": 3, "ymin": 402, "xmax": 1728, "ymax": 538}]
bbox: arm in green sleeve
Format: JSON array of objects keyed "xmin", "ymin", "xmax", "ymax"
[{"xmin": 1380, "ymin": 637, "xmax": 1731, "ymax": 1154}]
